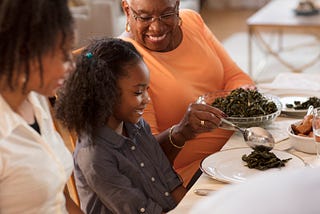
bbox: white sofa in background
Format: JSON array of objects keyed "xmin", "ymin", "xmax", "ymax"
[
  {"xmin": 207, "ymin": 0, "xmax": 270, "ymax": 9},
  {"xmin": 180, "ymin": 0, "xmax": 200, "ymax": 13},
  {"xmin": 71, "ymin": 0, "xmax": 125, "ymax": 48},
  {"xmin": 180, "ymin": 0, "xmax": 201, "ymax": 12}
]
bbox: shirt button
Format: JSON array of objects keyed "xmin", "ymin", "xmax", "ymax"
[
  {"xmin": 164, "ymin": 192, "xmax": 169, "ymax": 196},
  {"xmin": 151, "ymin": 177, "xmax": 155, "ymax": 182},
  {"xmin": 140, "ymin": 162, "xmax": 145, "ymax": 167},
  {"xmin": 140, "ymin": 207, "xmax": 145, "ymax": 213},
  {"xmin": 131, "ymin": 146, "xmax": 136, "ymax": 151}
]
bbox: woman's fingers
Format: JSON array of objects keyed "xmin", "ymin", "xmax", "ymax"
[
  {"xmin": 197, "ymin": 119, "xmax": 219, "ymax": 132},
  {"xmin": 191, "ymin": 103, "xmax": 227, "ymax": 118},
  {"xmin": 188, "ymin": 103, "xmax": 225, "ymax": 132},
  {"xmin": 177, "ymin": 103, "xmax": 228, "ymax": 140},
  {"xmin": 240, "ymin": 84, "xmax": 257, "ymax": 90}
]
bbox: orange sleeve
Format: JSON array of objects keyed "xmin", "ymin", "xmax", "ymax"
[{"xmin": 191, "ymin": 11, "xmax": 254, "ymax": 90}]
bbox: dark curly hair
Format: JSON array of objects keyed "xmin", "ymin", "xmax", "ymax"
[
  {"xmin": 0, "ymin": 0, "xmax": 74, "ymax": 91},
  {"xmin": 55, "ymin": 38, "xmax": 143, "ymax": 138}
]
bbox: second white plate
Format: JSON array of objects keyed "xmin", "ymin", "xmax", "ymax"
[
  {"xmin": 200, "ymin": 148, "xmax": 305, "ymax": 183},
  {"xmin": 280, "ymin": 96, "xmax": 309, "ymax": 117}
]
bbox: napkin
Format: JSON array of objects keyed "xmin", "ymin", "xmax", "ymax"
[
  {"xmin": 267, "ymin": 120, "xmax": 301, "ymax": 151},
  {"xmin": 258, "ymin": 73, "xmax": 320, "ymax": 91},
  {"xmin": 267, "ymin": 120, "xmax": 293, "ymax": 143}
]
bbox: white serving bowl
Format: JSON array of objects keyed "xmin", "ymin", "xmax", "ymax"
[{"xmin": 287, "ymin": 122, "xmax": 315, "ymax": 154}]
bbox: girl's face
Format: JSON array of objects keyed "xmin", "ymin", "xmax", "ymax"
[
  {"xmin": 112, "ymin": 60, "xmax": 150, "ymax": 125},
  {"xmin": 25, "ymin": 37, "xmax": 75, "ymax": 97}
]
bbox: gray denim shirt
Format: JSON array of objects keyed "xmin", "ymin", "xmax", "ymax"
[{"xmin": 74, "ymin": 119, "xmax": 183, "ymax": 214}]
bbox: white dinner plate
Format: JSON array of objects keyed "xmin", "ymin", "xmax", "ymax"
[
  {"xmin": 200, "ymin": 148, "xmax": 305, "ymax": 184},
  {"xmin": 280, "ymin": 96, "xmax": 309, "ymax": 117}
]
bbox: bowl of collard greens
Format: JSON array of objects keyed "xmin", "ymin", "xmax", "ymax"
[{"xmin": 198, "ymin": 88, "xmax": 282, "ymax": 128}]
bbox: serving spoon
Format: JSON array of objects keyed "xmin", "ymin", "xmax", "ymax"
[{"xmin": 220, "ymin": 118, "xmax": 275, "ymax": 151}]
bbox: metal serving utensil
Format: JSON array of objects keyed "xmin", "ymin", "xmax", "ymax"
[{"xmin": 220, "ymin": 118, "xmax": 275, "ymax": 151}]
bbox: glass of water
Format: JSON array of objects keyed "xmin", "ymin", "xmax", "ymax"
[{"xmin": 313, "ymin": 107, "xmax": 320, "ymax": 160}]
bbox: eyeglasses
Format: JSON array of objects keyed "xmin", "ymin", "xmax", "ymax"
[{"xmin": 130, "ymin": 7, "xmax": 178, "ymax": 25}]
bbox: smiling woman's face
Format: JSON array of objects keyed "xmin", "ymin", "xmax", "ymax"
[{"xmin": 123, "ymin": 0, "xmax": 181, "ymax": 52}]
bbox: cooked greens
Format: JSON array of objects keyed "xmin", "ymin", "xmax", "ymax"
[
  {"xmin": 242, "ymin": 149, "xmax": 291, "ymax": 170},
  {"xmin": 286, "ymin": 97, "xmax": 320, "ymax": 110},
  {"xmin": 211, "ymin": 88, "xmax": 278, "ymax": 117}
]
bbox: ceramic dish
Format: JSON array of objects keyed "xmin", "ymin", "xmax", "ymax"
[
  {"xmin": 294, "ymin": 8, "xmax": 319, "ymax": 16},
  {"xmin": 280, "ymin": 96, "xmax": 309, "ymax": 117},
  {"xmin": 200, "ymin": 147, "xmax": 306, "ymax": 183},
  {"xmin": 287, "ymin": 121, "xmax": 315, "ymax": 154}
]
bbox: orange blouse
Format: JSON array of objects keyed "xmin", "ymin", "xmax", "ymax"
[{"xmin": 121, "ymin": 9, "xmax": 254, "ymax": 186}]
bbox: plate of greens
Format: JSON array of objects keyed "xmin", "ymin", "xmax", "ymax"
[
  {"xmin": 280, "ymin": 96, "xmax": 320, "ymax": 117},
  {"xmin": 200, "ymin": 148, "xmax": 305, "ymax": 184}
]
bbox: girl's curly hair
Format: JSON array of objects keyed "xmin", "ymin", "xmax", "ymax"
[{"xmin": 55, "ymin": 38, "xmax": 142, "ymax": 138}]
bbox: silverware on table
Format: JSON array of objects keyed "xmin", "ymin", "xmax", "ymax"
[{"xmin": 193, "ymin": 188, "xmax": 214, "ymax": 196}]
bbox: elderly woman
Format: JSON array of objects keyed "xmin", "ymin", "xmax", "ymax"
[{"xmin": 120, "ymin": 0, "xmax": 255, "ymax": 187}]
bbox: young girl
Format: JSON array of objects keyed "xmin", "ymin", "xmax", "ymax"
[
  {"xmin": 0, "ymin": 0, "xmax": 82, "ymax": 213},
  {"xmin": 55, "ymin": 38, "xmax": 186, "ymax": 214}
]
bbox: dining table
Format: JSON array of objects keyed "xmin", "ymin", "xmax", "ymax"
[
  {"xmin": 168, "ymin": 85, "xmax": 319, "ymax": 213},
  {"xmin": 247, "ymin": 0, "xmax": 320, "ymax": 77}
]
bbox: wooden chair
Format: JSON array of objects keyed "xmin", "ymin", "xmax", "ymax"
[
  {"xmin": 72, "ymin": 47, "xmax": 85, "ymax": 56},
  {"xmin": 47, "ymin": 48, "xmax": 85, "ymax": 205},
  {"xmin": 49, "ymin": 100, "xmax": 80, "ymax": 206}
]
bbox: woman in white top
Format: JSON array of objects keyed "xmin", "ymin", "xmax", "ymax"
[{"xmin": 0, "ymin": 0, "xmax": 82, "ymax": 213}]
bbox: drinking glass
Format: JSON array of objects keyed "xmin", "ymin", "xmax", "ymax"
[{"xmin": 312, "ymin": 107, "xmax": 320, "ymax": 161}]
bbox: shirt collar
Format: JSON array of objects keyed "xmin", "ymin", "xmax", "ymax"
[
  {"xmin": 0, "ymin": 94, "xmax": 22, "ymax": 139},
  {"xmin": 0, "ymin": 92, "xmax": 49, "ymax": 139},
  {"xmin": 28, "ymin": 91, "xmax": 50, "ymax": 121},
  {"xmin": 93, "ymin": 120, "xmax": 143, "ymax": 149}
]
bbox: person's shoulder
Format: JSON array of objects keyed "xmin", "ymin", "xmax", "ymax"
[
  {"xmin": 180, "ymin": 9, "xmax": 203, "ymax": 23},
  {"xmin": 180, "ymin": 9, "xmax": 200, "ymax": 17},
  {"xmin": 75, "ymin": 135, "xmax": 115, "ymax": 166},
  {"xmin": 180, "ymin": 9, "xmax": 205, "ymax": 33}
]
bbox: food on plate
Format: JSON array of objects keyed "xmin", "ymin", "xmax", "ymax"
[
  {"xmin": 211, "ymin": 88, "xmax": 278, "ymax": 117},
  {"xmin": 285, "ymin": 103, "xmax": 294, "ymax": 108},
  {"xmin": 242, "ymin": 149, "xmax": 292, "ymax": 170},
  {"xmin": 286, "ymin": 97, "xmax": 320, "ymax": 110},
  {"xmin": 291, "ymin": 115, "xmax": 314, "ymax": 137}
]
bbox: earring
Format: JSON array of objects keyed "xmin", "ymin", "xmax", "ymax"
[
  {"xmin": 20, "ymin": 75, "xmax": 26, "ymax": 84},
  {"xmin": 178, "ymin": 17, "xmax": 182, "ymax": 26},
  {"xmin": 125, "ymin": 22, "xmax": 131, "ymax": 32}
]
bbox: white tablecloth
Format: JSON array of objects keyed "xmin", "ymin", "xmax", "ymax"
[{"xmin": 169, "ymin": 89, "xmax": 316, "ymax": 213}]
